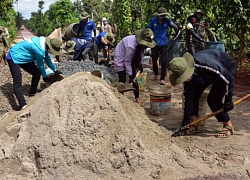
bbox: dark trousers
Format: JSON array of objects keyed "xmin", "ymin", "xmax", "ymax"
[
  {"xmin": 182, "ymin": 78, "xmax": 230, "ymax": 126},
  {"xmin": 87, "ymin": 40, "xmax": 94, "ymax": 60},
  {"xmin": 7, "ymin": 60, "xmax": 41, "ymax": 107},
  {"xmin": 117, "ymin": 70, "xmax": 139, "ymax": 98},
  {"xmin": 151, "ymin": 45, "xmax": 168, "ymax": 81},
  {"xmin": 187, "ymin": 43, "xmax": 196, "ymax": 55},
  {"xmin": 94, "ymin": 43, "xmax": 107, "ymax": 64}
]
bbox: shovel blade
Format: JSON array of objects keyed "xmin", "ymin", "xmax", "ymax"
[{"xmin": 111, "ymin": 82, "xmax": 135, "ymax": 93}]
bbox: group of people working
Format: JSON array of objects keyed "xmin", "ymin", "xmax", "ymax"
[
  {"xmin": 2, "ymin": 7, "xmax": 237, "ymax": 138},
  {"xmin": 116, "ymin": 7, "xmax": 236, "ymax": 138},
  {"xmin": 63, "ymin": 12, "xmax": 116, "ymax": 64}
]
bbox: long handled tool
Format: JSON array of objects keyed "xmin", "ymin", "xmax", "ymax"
[
  {"xmin": 167, "ymin": 30, "xmax": 182, "ymax": 51},
  {"xmin": 112, "ymin": 70, "xmax": 141, "ymax": 93},
  {"xmin": 172, "ymin": 93, "xmax": 250, "ymax": 137},
  {"xmin": 132, "ymin": 70, "xmax": 141, "ymax": 83}
]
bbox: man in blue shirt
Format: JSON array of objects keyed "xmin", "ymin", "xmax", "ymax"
[
  {"xmin": 77, "ymin": 12, "xmax": 96, "ymax": 61},
  {"xmin": 64, "ymin": 37, "xmax": 92, "ymax": 61},
  {"xmin": 94, "ymin": 32, "xmax": 115, "ymax": 64},
  {"xmin": 148, "ymin": 7, "xmax": 178, "ymax": 85}
]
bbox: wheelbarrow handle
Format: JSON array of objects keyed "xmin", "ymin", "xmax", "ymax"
[{"xmin": 193, "ymin": 23, "xmax": 217, "ymax": 42}]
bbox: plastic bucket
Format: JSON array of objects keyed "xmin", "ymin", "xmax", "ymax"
[
  {"xmin": 203, "ymin": 41, "xmax": 225, "ymax": 52},
  {"xmin": 91, "ymin": 70, "xmax": 104, "ymax": 79},
  {"xmin": 137, "ymin": 71, "xmax": 147, "ymax": 90},
  {"xmin": 64, "ymin": 23, "xmax": 79, "ymax": 41},
  {"xmin": 168, "ymin": 40, "xmax": 186, "ymax": 62},
  {"xmin": 149, "ymin": 85, "xmax": 172, "ymax": 116}
]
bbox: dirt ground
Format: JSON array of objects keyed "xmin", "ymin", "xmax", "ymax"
[{"xmin": 0, "ymin": 45, "xmax": 250, "ymax": 179}]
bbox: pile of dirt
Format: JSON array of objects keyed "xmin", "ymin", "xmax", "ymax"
[{"xmin": 0, "ymin": 72, "xmax": 169, "ymax": 179}]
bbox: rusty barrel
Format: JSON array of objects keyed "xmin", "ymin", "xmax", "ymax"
[{"xmin": 64, "ymin": 23, "xmax": 79, "ymax": 41}]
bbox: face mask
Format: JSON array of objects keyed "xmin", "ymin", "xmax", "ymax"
[
  {"xmin": 158, "ymin": 15, "xmax": 166, "ymax": 21},
  {"xmin": 82, "ymin": 18, "xmax": 88, "ymax": 22},
  {"xmin": 196, "ymin": 14, "xmax": 202, "ymax": 19},
  {"xmin": 140, "ymin": 45, "xmax": 147, "ymax": 50},
  {"xmin": 191, "ymin": 18, "xmax": 196, "ymax": 23}
]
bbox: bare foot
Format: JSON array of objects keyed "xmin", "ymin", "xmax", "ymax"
[{"xmin": 135, "ymin": 98, "xmax": 144, "ymax": 107}]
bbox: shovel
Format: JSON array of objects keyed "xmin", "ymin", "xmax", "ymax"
[
  {"xmin": 167, "ymin": 30, "xmax": 182, "ymax": 51},
  {"xmin": 112, "ymin": 70, "xmax": 141, "ymax": 93},
  {"xmin": 171, "ymin": 93, "xmax": 250, "ymax": 137}
]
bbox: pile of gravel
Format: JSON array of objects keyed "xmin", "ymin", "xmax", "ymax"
[{"xmin": 55, "ymin": 60, "xmax": 118, "ymax": 81}]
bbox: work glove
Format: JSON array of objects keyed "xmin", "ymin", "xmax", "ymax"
[
  {"xmin": 43, "ymin": 77, "xmax": 50, "ymax": 82},
  {"xmin": 224, "ymin": 95, "xmax": 234, "ymax": 112},
  {"xmin": 129, "ymin": 75, "xmax": 137, "ymax": 88},
  {"xmin": 108, "ymin": 43, "xmax": 115, "ymax": 48},
  {"xmin": 164, "ymin": 17, "xmax": 171, "ymax": 23},
  {"xmin": 129, "ymin": 75, "xmax": 134, "ymax": 84},
  {"xmin": 54, "ymin": 70, "xmax": 62, "ymax": 75}
]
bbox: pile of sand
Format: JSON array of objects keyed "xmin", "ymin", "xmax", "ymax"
[{"xmin": 0, "ymin": 72, "xmax": 171, "ymax": 179}]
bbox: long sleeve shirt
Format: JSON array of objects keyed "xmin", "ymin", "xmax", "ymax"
[
  {"xmin": 7, "ymin": 37, "xmax": 56, "ymax": 78},
  {"xmin": 114, "ymin": 35, "xmax": 144, "ymax": 76},
  {"xmin": 193, "ymin": 49, "xmax": 237, "ymax": 96}
]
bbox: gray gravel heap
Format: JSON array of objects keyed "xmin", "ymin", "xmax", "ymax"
[{"xmin": 55, "ymin": 60, "xmax": 118, "ymax": 80}]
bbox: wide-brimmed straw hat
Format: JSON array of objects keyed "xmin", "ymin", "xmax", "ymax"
[
  {"xmin": 157, "ymin": 7, "xmax": 168, "ymax": 16},
  {"xmin": 104, "ymin": 33, "xmax": 115, "ymax": 43},
  {"xmin": 187, "ymin": 14, "xmax": 197, "ymax": 22},
  {"xmin": 45, "ymin": 37, "xmax": 62, "ymax": 56},
  {"xmin": 168, "ymin": 52, "xmax": 195, "ymax": 86},
  {"xmin": 195, "ymin": 9, "xmax": 204, "ymax": 16},
  {"xmin": 134, "ymin": 28, "xmax": 156, "ymax": 48},
  {"xmin": 79, "ymin": 12, "xmax": 89, "ymax": 19},
  {"xmin": 64, "ymin": 40, "xmax": 76, "ymax": 52}
]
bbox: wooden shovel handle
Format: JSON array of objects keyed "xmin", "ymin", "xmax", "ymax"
[
  {"xmin": 186, "ymin": 94, "xmax": 250, "ymax": 127},
  {"xmin": 133, "ymin": 70, "xmax": 141, "ymax": 82}
]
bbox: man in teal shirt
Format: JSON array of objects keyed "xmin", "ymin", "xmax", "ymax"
[{"xmin": 7, "ymin": 37, "xmax": 62, "ymax": 110}]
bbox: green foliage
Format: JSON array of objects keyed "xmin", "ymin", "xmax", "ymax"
[
  {"xmin": 9, "ymin": 0, "xmax": 250, "ymax": 63},
  {"xmin": 112, "ymin": 0, "xmax": 133, "ymax": 41},
  {"xmin": 0, "ymin": 0, "xmax": 18, "ymax": 43}
]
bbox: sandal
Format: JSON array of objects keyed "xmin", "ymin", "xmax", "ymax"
[
  {"xmin": 136, "ymin": 101, "xmax": 144, "ymax": 107},
  {"xmin": 159, "ymin": 80, "xmax": 166, "ymax": 85},
  {"xmin": 215, "ymin": 125, "xmax": 233, "ymax": 138},
  {"xmin": 179, "ymin": 125, "xmax": 202, "ymax": 136}
]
